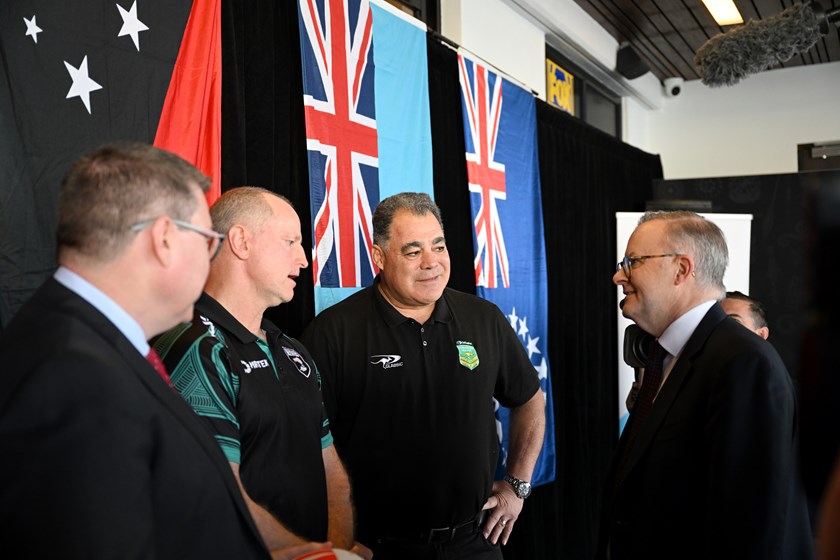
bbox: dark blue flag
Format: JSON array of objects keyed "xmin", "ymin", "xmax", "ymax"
[{"xmin": 458, "ymin": 53, "xmax": 556, "ymax": 486}]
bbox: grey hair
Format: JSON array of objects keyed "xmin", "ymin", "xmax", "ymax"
[
  {"xmin": 639, "ymin": 210, "xmax": 728, "ymax": 293},
  {"xmin": 373, "ymin": 192, "xmax": 443, "ymax": 247}
]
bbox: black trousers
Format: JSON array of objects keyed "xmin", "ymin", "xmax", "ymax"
[{"xmin": 370, "ymin": 530, "xmax": 503, "ymax": 560}]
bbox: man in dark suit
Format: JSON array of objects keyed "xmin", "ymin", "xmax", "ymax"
[
  {"xmin": 0, "ymin": 143, "xmax": 319, "ymax": 558},
  {"xmin": 598, "ymin": 211, "xmax": 813, "ymax": 559}
]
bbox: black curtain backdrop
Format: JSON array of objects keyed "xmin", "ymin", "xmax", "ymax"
[
  {"xmin": 221, "ymin": 3, "xmax": 663, "ymax": 557},
  {"xmin": 653, "ymin": 170, "xmax": 840, "ymax": 527},
  {"xmin": 221, "ymin": 0, "xmax": 314, "ymax": 334}
]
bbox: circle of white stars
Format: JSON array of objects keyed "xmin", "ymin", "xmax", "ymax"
[
  {"xmin": 507, "ymin": 306, "xmax": 549, "ymax": 390},
  {"xmin": 494, "ymin": 307, "xmax": 550, "ymax": 471}
]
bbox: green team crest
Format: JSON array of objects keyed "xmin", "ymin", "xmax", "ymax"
[{"xmin": 457, "ymin": 342, "xmax": 479, "ymax": 370}]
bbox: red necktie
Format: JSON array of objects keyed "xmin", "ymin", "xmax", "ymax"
[{"xmin": 146, "ymin": 348, "xmax": 175, "ymax": 390}]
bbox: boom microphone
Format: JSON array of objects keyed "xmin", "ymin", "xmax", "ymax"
[{"xmin": 695, "ymin": 1, "xmax": 840, "ymax": 87}]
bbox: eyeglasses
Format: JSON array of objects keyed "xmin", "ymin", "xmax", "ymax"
[
  {"xmin": 130, "ymin": 217, "xmax": 226, "ymax": 260},
  {"xmin": 616, "ymin": 253, "xmax": 683, "ymax": 279}
]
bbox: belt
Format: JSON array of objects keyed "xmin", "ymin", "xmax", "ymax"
[{"xmin": 377, "ymin": 509, "xmax": 489, "ymax": 545}]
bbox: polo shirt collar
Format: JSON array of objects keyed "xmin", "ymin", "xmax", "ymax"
[
  {"xmin": 372, "ymin": 275, "xmax": 452, "ymax": 327},
  {"xmin": 197, "ymin": 292, "xmax": 280, "ymax": 343}
]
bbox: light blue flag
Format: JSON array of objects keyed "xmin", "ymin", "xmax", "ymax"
[{"xmin": 298, "ymin": 0, "xmax": 434, "ymax": 315}]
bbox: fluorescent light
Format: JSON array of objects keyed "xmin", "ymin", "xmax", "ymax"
[{"xmin": 701, "ymin": 0, "xmax": 744, "ymax": 26}]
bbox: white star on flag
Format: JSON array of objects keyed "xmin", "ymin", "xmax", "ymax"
[
  {"xmin": 507, "ymin": 307, "xmax": 519, "ymax": 331},
  {"xmin": 525, "ymin": 334, "xmax": 541, "ymax": 359},
  {"xmin": 517, "ymin": 316, "xmax": 529, "ymax": 339},
  {"xmin": 535, "ymin": 357, "xmax": 548, "ymax": 381},
  {"xmin": 117, "ymin": 1, "xmax": 149, "ymax": 51},
  {"xmin": 64, "ymin": 56, "xmax": 103, "ymax": 114},
  {"xmin": 24, "ymin": 16, "xmax": 43, "ymax": 44}
]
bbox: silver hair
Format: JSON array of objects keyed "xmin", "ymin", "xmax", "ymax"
[{"xmin": 639, "ymin": 210, "xmax": 728, "ymax": 293}]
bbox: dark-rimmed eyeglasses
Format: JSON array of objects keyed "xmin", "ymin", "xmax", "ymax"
[
  {"xmin": 130, "ymin": 218, "xmax": 225, "ymax": 260},
  {"xmin": 616, "ymin": 253, "xmax": 683, "ymax": 279}
]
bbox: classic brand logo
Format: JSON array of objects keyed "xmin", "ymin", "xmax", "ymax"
[
  {"xmin": 282, "ymin": 346, "xmax": 311, "ymax": 378},
  {"xmin": 370, "ymin": 355, "xmax": 403, "ymax": 370},
  {"xmin": 456, "ymin": 340, "xmax": 479, "ymax": 370},
  {"xmin": 199, "ymin": 315, "xmax": 217, "ymax": 338},
  {"xmin": 241, "ymin": 359, "xmax": 270, "ymax": 374}
]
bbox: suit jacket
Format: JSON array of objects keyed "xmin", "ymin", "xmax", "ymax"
[
  {"xmin": 597, "ymin": 303, "xmax": 813, "ymax": 559},
  {"xmin": 0, "ymin": 279, "xmax": 269, "ymax": 559}
]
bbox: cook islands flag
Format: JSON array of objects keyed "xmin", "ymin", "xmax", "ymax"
[{"xmin": 459, "ymin": 52, "xmax": 556, "ymax": 486}]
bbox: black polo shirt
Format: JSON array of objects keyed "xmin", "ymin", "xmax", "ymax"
[
  {"xmin": 300, "ymin": 281, "xmax": 540, "ymax": 539},
  {"xmin": 154, "ymin": 293, "xmax": 332, "ymax": 541}
]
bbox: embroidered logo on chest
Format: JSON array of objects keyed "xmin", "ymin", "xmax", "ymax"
[
  {"xmin": 456, "ymin": 340, "xmax": 479, "ymax": 370},
  {"xmin": 241, "ymin": 359, "xmax": 270, "ymax": 374},
  {"xmin": 370, "ymin": 355, "xmax": 403, "ymax": 370},
  {"xmin": 282, "ymin": 346, "xmax": 311, "ymax": 378}
]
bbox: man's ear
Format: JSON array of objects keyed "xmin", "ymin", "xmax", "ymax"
[
  {"xmin": 226, "ymin": 225, "xmax": 249, "ymax": 259},
  {"xmin": 372, "ymin": 244, "xmax": 385, "ymax": 270},
  {"xmin": 149, "ymin": 217, "xmax": 175, "ymax": 266},
  {"xmin": 674, "ymin": 254, "xmax": 694, "ymax": 284},
  {"xmin": 757, "ymin": 326, "xmax": 770, "ymax": 340}
]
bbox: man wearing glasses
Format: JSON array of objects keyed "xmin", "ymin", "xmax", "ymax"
[
  {"xmin": 598, "ymin": 211, "xmax": 813, "ymax": 559},
  {"xmin": 153, "ymin": 187, "xmax": 369, "ymax": 559},
  {"xmin": 0, "ymin": 143, "xmax": 272, "ymax": 557}
]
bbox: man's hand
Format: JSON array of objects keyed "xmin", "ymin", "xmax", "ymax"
[
  {"xmin": 481, "ymin": 480, "xmax": 525, "ymax": 546},
  {"xmin": 270, "ymin": 542, "xmax": 331, "ymax": 560},
  {"xmin": 349, "ymin": 541, "xmax": 373, "ymax": 559}
]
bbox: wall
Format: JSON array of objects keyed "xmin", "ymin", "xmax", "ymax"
[
  {"xmin": 443, "ymin": 0, "xmax": 547, "ymax": 99},
  {"xmin": 445, "ymin": 1, "xmax": 840, "ymax": 180},
  {"xmin": 648, "ymin": 61, "xmax": 840, "ymax": 179}
]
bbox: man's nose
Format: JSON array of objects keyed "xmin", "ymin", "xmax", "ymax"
[
  {"xmin": 420, "ymin": 251, "xmax": 438, "ymax": 268},
  {"xmin": 613, "ymin": 268, "xmax": 627, "ymax": 286},
  {"xmin": 296, "ymin": 244, "xmax": 308, "ymax": 268}
]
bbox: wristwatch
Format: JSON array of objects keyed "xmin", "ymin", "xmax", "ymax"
[{"xmin": 503, "ymin": 474, "xmax": 532, "ymax": 499}]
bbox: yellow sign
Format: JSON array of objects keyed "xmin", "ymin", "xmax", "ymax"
[{"xmin": 546, "ymin": 59, "xmax": 574, "ymax": 115}]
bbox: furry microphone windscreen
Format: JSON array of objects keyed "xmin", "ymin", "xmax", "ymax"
[{"xmin": 695, "ymin": 2, "xmax": 824, "ymax": 87}]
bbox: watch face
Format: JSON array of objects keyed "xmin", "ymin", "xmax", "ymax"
[{"xmin": 506, "ymin": 475, "xmax": 532, "ymax": 498}]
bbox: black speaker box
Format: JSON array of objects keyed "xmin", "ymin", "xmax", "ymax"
[{"xmin": 616, "ymin": 43, "xmax": 649, "ymax": 79}]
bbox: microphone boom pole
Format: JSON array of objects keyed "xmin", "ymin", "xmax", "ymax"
[{"xmin": 695, "ymin": 1, "xmax": 840, "ymax": 87}]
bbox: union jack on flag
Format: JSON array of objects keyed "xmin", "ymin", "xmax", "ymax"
[
  {"xmin": 299, "ymin": 0, "xmax": 380, "ymax": 288},
  {"xmin": 459, "ymin": 56, "xmax": 510, "ymax": 289}
]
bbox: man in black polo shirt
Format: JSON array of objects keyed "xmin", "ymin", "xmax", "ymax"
[
  {"xmin": 301, "ymin": 192, "xmax": 545, "ymax": 560},
  {"xmin": 153, "ymin": 187, "xmax": 369, "ymax": 559}
]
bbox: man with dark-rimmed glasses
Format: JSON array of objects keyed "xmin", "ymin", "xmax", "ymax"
[{"xmin": 597, "ymin": 210, "xmax": 813, "ymax": 560}]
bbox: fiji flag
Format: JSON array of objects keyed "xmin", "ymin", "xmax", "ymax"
[
  {"xmin": 458, "ymin": 53, "xmax": 556, "ymax": 486},
  {"xmin": 297, "ymin": 0, "xmax": 433, "ymax": 314}
]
